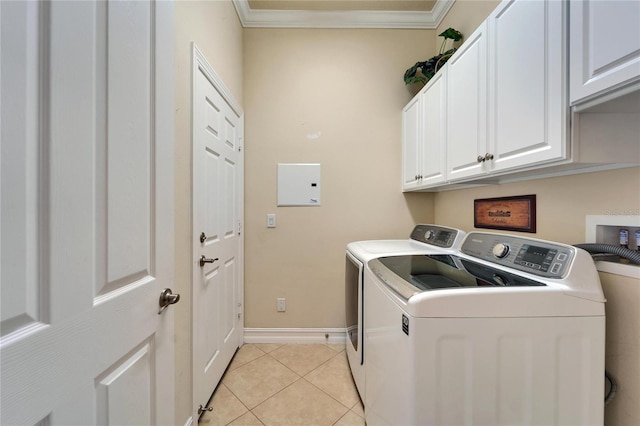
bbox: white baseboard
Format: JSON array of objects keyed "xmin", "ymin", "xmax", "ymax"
[{"xmin": 244, "ymin": 328, "xmax": 346, "ymax": 344}]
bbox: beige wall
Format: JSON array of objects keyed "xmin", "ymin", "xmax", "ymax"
[
  {"xmin": 434, "ymin": 168, "xmax": 640, "ymax": 244},
  {"xmin": 436, "ymin": 0, "xmax": 500, "ymax": 47},
  {"xmin": 600, "ymin": 271, "xmax": 640, "ymax": 426},
  {"xmin": 243, "ymin": 28, "xmax": 436, "ymax": 328},
  {"xmin": 174, "ymin": 1, "xmax": 243, "ymax": 423}
]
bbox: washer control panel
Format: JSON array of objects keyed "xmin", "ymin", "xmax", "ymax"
[
  {"xmin": 410, "ymin": 224, "xmax": 462, "ymax": 248},
  {"xmin": 461, "ymin": 232, "xmax": 575, "ymax": 278}
]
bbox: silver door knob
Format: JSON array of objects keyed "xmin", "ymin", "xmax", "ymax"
[
  {"xmin": 158, "ymin": 288, "xmax": 180, "ymax": 314},
  {"xmin": 199, "ymin": 255, "xmax": 219, "ymax": 267}
]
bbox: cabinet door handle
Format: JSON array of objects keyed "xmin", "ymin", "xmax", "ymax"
[
  {"xmin": 477, "ymin": 155, "xmax": 485, "ymax": 163},
  {"xmin": 484, "ymin": 153, "xmax": 494, "ymax": 161}
]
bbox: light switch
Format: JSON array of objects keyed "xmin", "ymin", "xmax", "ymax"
[{"xmin": 267, "ymin": 213, "xmax": 276, "ymax": 228}]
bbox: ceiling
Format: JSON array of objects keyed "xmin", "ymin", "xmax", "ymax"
[
  {"xmin": 233, "ymin": 0, "xmax": 453, "ymax": 29},
  {"xmin": 247, "ymin": 1, "xmax": 437, "ymax": 12}
]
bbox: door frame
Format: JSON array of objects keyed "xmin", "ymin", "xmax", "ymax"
[{"xmin": 190, "ymin": 43, "xmax": 244, "ymax": 421}]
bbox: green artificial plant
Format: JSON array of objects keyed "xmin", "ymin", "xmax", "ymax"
[{"xmin": 404, "ymin": 28, "xmax": 463, "ymax": 86}]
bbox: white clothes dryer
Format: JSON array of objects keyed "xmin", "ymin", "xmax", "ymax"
[{"xmin": 345, "ymin": 225, "xmax": 466, "ymax": 401}]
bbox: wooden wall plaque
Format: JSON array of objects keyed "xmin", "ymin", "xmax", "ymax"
[{"xmin": 474, "ymin": 195, "xmax": 536, "ymax": 233}]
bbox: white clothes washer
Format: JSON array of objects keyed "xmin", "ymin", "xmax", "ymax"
[
  {"xmin": 345, "ymin": 225, "xmax": 466, "ymax": 401},
  {"xmin": 364, "ymin": 231, "xmax": 606, "ymax": 426}
]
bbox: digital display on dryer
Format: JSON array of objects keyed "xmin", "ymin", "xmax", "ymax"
[{"xmin": 435, "ymin": 231, "xmax": 451, "ymax": 244}]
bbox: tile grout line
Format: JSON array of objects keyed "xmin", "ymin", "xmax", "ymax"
[
  {"xmin": 208, "ymin": 344, "xmax": 359, "ymax": 426},
  {"xmin": 269, "ymin": 348, "xmax": 358, "ymax": 418},
  {"xmin": 219, "ymin": 351, "xmax": 271, "ymax": 425},
  {"xmin": 251, "ymin": 349, "xmax": 347, "ymax": 424}
]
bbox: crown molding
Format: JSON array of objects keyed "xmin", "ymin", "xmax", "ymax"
[{"xmin": 232, "ymin": 0, "xmax": 454, "ymax": 29}]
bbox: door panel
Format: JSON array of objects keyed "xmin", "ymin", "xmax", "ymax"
[
  {"xmin": 0, "ymin": 1, "xmax": 175, "ymax": 424},
  {"xmin": 488, "ymin": 0, "xmax": 566, "ymax": 171},
  {"xmin": 206, "ymin": 147, "xmax": 222, "ymax": 242},
  {"xmin": 95, "ymin": 340, "xmax": 154, "ymax": 426},
  {"xmin": 0, "ymin": 0, "xmax": 43, "ymax": 336},
  {"xmin": 491, "ymin": 0, "xmax": 546, "ymax": 156},
  {"xmin": 446, "ymin": 22, "xmax": 488, "ymax": 181},
  {"xmin": 402, "ymin": 96, "xmax": 420, "ymax": 189},
  {"xmin": 420, "ymin": 70, "xmax": 446, "ymax": 186},
  {"xmin": 105, "ymin": 0, "xmax": 152, "ymax": 292},
  {"xmin": 570, "ymin": 0, "xmax": 640, "ymax": 104},
  {"xmin": 193, "ymin": 53, "xmax": 243, "ymax": 417}
]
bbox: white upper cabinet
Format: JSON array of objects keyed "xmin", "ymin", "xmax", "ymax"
[
  {"xmin": 487, "ymin": 0, "xmax": 567, "ymax": 172},
  {"xmin": 401, "ymin": 0, "xmax": 638, "ymax": 191},
  {"xmin": 446, "ymin": 22, "xmax": 488, "ymax": 182},
  {"xmin": 570, "ymin": 0, "xmax": 640, "ymax": 105},
  {"xmin": 418, "ymin": 69, "xmax": 447, "ymax": 188},
  {"xmin": 402, "ymin": 69, "xmax": 447, "ymax": 191},
  {"xmin": 402, "ymin": 95, "xmax": 421, "ymax": 190},
  {"xmin": 446, "ymin": 0, "xmax": 567, "ymax": 183}
]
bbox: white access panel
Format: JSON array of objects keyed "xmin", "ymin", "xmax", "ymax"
[{"xmin": 277, "ymin": 163, "xmax": 321, "ymax": 206}]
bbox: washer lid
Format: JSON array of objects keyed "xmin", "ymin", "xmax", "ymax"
[
  {"xmin": 369, "ymin": 254, "xmax": 546, "ymax": 301},
  {"xmin": 367, "ymin": 253, "xmax": 605, "ymax": 317}
]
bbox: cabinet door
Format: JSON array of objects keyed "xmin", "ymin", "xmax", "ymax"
[
  {"xmin": 488, "ymin": 0, "xmax": 566, "ymax": 172},
  {"xmin": 570, "ymin": 0, "xmax": 640, "ymax": 105},
  {"xmin": 418, "ymin": 68, "xmax": 447, "ymax": 187},
  {"xmin": 402, "ymin": 95, "xmax": 421, "ymax": 190},
  {"xmin": 447, "ymin": 21, "xmax": 488, "ymax": 181}
]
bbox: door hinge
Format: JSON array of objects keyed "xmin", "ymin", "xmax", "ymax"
[{"xmin": 237, "ymin": 220, "xmax": 242, "ymax": 235}]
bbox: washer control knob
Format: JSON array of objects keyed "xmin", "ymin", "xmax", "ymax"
[
  {"xmin": 424, "ymin": 230, "xmax": 436, "ymax": 240},
  {"xmin": 492, "ymin": 243, "xmax": 510, "ymax": 259}
]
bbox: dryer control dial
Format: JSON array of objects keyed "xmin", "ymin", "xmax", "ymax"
[
  {"xmin": 424, "ymin": 230, "xmax": 436, "ymax": 241},
  {"xmin": 492, "ymin": 243, "xmax": 510, "ymax": 259}
]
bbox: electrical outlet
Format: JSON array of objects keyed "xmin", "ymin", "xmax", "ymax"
[{"xmin": 277, "ymin": 297, "xmax": 286, "ymax": 312}]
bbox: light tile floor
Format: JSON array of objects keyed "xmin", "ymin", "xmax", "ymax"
[{"xmin": 199, "ymin": 343, "xmax": 365, "ymax": 426}]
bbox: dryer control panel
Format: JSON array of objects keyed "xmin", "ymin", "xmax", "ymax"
[
  {"xmin": 461, "ymin": 232, "xmax": 575, "ymax": 278},
  {"xmin": 410, "ymin": 224, "xmax": 462, "ymax": 248}
]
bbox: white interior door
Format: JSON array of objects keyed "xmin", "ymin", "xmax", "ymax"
[
  {"xmin": 192, "ymin": 46, "xmax": 244, "ymax": 418},
  {"xmin": 0, "ymin": 1, "xmax": 175, "ymax": 425}
]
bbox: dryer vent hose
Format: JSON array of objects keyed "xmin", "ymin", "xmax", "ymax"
[{"xmin": 573, "ymin": 244, "xmax": 640, "ymax": 265}]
